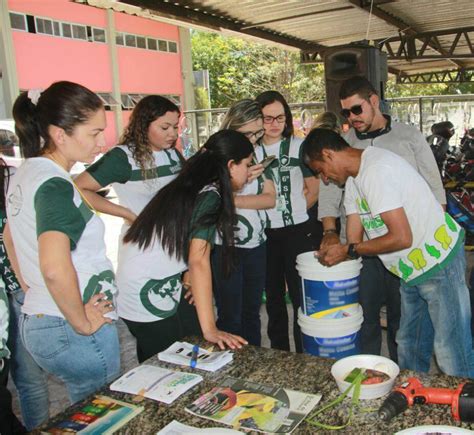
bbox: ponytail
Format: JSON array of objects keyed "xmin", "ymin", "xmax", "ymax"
[{"xmin": 12, "ymin": 92, "xmax": 42, "ymax": 158}]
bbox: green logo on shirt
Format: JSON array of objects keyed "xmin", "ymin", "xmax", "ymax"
[
  {"xmin": 83, "ymin": 270, "xmax": 116, "ymax": 303},
  {"xmin": 140, "ymin": 272, "xmax": 181, "ymax": 318}
]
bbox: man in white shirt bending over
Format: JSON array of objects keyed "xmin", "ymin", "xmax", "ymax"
[{"xmin": 302, "ymin": 128, "xmax": 474, "ymax": 378}]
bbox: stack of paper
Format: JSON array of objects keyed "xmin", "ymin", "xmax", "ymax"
[
  {"xmin": 109, "ymin": 365, "xmax": 202, "ymax": 405},
  {"xmin": 158, "ymin": 341, "xmax": 233, "ymax": 372}
]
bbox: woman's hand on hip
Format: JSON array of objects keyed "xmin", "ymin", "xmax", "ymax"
[{"xmin": 82, "ymin": 293, "xmax": 113, "ymax": 335}]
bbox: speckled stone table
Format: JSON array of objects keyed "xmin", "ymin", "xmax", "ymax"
[{"xmin": 36, "ymin": 338, "xmax": 474, "ymax": 434}]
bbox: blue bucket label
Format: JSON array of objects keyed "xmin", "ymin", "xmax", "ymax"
[
  {"xmin": 301, "ymin": 276, "xmax": 359, "ymax": 317},
  {"xmin": 302, "ymin": 332, "xmax": 360, "ymax": 359}
]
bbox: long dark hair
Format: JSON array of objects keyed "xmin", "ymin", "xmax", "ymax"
[
  {"xmin": 124, "ymin": 130, "xmax": 253, "ymax": 268},
  {"xmin": 255, "ymin": 90, "xmax": 294, "ymax": 139},
  {"xmin": 12, "ymin": 81, "xmax": 103, "ymax": 158},
  {"xmin": 0, "ymin": 158, "xmax": 9, "ymax": 211},
  {"xmin": 120, "ymin": 95, "xmax": 180, "ymax": 176}
]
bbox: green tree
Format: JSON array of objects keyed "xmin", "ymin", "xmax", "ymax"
[{"xmin": 191, "ymin": 31, "xmax": 325, "ymax": 107}]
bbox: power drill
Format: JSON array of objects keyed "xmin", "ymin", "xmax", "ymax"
[{"xmin": 378, "ymin": 377, "xmax": 474, "ymax": 422}]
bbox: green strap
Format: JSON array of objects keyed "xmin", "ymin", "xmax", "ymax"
[{"xmin": 305, "ymin": 371, "xmax": 366, "ymax": 430}]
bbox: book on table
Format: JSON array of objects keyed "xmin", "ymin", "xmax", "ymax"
[
  {"xmin": 109, "ymin": 364, "xmax": 203, "ymax": 404},
  {"xmin": 185, "ymin": 377, "xmax": 322, "ymax": 434},
  {"xmin": 41, "ymin": 395, "xmax": 143, "ymax": 434},
  {"xmin": 158, "ymin": 341, "xmax": 233, "ymax": 372}
]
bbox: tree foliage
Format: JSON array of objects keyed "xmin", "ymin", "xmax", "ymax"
[{"xmin": 191, "ymin": 31, "xmax": 325, "ymax": 108}]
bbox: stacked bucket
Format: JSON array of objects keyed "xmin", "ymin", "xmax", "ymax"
[{"xmin": 296, "ymin": 252, "xmax": 363, "ymax": 359}]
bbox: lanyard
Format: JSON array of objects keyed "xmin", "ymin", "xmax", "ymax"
[{"xmin": 262, "ymin": 138, "xmax": 294, "ymax": 226}]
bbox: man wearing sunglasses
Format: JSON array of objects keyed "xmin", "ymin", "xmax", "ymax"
[
  {"xmin": 318, "ymin": 76, "xmax": 445, "ymax": 364},
  {"xmin": 302, "ymin": 128, "xmax": 473, "ymax": 378}
]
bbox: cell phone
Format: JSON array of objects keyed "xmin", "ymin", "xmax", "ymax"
[{"xmin": 259, "ymin": 155, "xmax": 276, "ymax": 169}]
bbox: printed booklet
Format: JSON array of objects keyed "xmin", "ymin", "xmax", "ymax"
[
  {"xmin": 41, "ymin": 395, "xmax": 143, "ymax": 434},
  {"xmin": 186, "ymin": 377, "xmax": 322, "ymax": 434},
  {"xmin": 110, "ymin": 364, "xmax": 202, "ymax": 405},
  {"xmin": 158, "ymin": 341, "xmax": 233, "ymax": 372}
]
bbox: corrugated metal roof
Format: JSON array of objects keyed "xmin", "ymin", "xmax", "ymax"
[{"xmin": 111, "ymin": 0, "xmax": 474, "ymax": 78}]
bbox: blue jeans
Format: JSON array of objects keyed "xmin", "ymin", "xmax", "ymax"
[
  {"xmin": 212, "ymin": 243, "xmax": 266, "ymax": 346},
  {"xmin": 7, "ymin": 290, "xmax": 49, "ymax": 430},
  {"xmin": 397, "ymin": 247, "xmax": 474, "ymax": 377},
  {"xmin": 20, "ymin": 313, "xmax": 120, "ymax": 404}
]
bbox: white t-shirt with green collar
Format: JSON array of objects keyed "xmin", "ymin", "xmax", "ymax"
[
  {"xmin": 86, "ymin": 145, "xmax": 183, "ymax": 216},
  {"xmin": 256, "ymin": 136, "xmax": 312, "ymax": 229},
  {"xmin": 6, "ymin": 158, "xmax": 117, "ymax": 318},
  {"xmin": 344, "ymin": 147, "xmax": 463, "ymax": 285}
]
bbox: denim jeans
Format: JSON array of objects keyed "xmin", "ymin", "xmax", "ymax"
[
  {"xmin": 7, "ymin": 290, "xmax": 49, "ymax": 431},
  {"xmin": 397, "ymin": 247, "xmax": 474, "ymax": 377},
  {"xmin": 20, "ymin": 313, "xmax": 120, "ymax": 404},
  {"xmin": 212, "ymin": 243, "xmax": 266, "ymax": 346},
  {"xmin": 359, "ymin": 256, "xmax": 400, "ymax": 362}
]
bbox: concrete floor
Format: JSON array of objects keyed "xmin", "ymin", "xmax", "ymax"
[{"xmin": 8, "ymin": 191, "xmax": 469, "ymax": 424}]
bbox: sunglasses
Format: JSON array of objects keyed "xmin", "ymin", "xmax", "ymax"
[{"xmin": 340, "ymin": 104, "xmax": 364, "ymax": 119}]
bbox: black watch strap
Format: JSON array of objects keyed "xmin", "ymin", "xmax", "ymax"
[{"xmin": 347, "ymin": 243, "xmax": 360, "ymax": 260}]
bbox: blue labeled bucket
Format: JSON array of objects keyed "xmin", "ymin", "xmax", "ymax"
[
  {"xmin": 298, "ymin": 307, "xmax": 363, "ymax": 359},
  {"xmin": 296, "ymin": 252, "xmax": 362, "ymax": 318}
]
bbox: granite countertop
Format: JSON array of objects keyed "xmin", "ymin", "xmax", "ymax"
[{"xmin": 37, "ymin": 338, "xmax": 474, "ymax": 434}]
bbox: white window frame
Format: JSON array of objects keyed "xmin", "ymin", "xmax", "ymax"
[
  {"xmin": 35, "ymin": 17, "xmax": 54, "ymax": 36},
  {"xmin": 97, "ymin": 93, "xmax": 120, "ymax": 107},
  {"xmin": 92, "ymin": 27, "xmax": 106, "ymax": 43},
  {"xmin": 9, "ymin": 12, "xmax": 27, "ymax": 32}
]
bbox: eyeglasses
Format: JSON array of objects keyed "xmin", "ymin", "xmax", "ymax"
[
  {"xmin": 241, "ymin": 129, "xmax": 265, "ymax": 140},
  {"xmin": 340, "ymin": 104, "xmax": 364, "ymax": 119},
  {"xmin": 263, "ymin": 114, "xmax": 286, "ymax": 124}
]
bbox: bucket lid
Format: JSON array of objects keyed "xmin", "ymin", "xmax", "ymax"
[
  {"xmin": 296, "ymin": 252, "xmax": 362, "ymax": 274},
  {"xmin": 297, "ymin": 307, "xmax": 363, "ymax": 328}
]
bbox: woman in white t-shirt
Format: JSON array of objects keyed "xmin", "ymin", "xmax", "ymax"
[
  {"xmin": 255, "ymin": 90, "xmax": 320, "ymax": 353},
  {"xmin": 212, "ymin": 100, "xmax": 275, "ymax": 346},
  {"xmin": 76, "ymin": 95, "xmax": 183, "ymax": 225},
  {"xmin": 4, "ymin": 81, "xmax": 120, "ymax": 405},
  {"xmin": 117, "ymin": 130, "xmax": 252, "ymax": 361}
]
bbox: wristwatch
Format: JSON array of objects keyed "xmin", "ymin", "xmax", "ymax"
[{"xmin": 347, "ymin": 243, "xmax": 360, "ymax": 260}]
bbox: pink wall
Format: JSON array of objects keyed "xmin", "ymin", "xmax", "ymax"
[
  {"xmin": 117, "ymin": 48, "xmax": 183, "ymax": 94},
  {"xmin": 8, "ymin": 0, "xmax": 185, "ymax": 146},
  {"xmin": 13, "ymin": 32, "xmax": 112, "ymax": 91}
]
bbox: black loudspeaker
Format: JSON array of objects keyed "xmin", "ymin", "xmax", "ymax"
[{"xmin": 323, "ymin": 44, "xmax": 388, "ymax": 116}]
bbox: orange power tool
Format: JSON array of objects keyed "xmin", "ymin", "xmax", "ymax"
[{"xmin": 378, "ymin": 377, "xmax": 474, "ymax": 422}]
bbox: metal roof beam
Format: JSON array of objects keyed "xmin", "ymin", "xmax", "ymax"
[
  {"xmin": 396, "ymin": 68, "xmax": 474, "ymax": 84},
  {"xmin": 120, "ymin": 0, "xmax": 323, "ymax": 51},
  {"xmin": 348, "ymin": 0, "xmax": 465, "ymax": 68},
  {"xmin": 378, "ymin": 27, "xmax": 474, "ymax": 60}
]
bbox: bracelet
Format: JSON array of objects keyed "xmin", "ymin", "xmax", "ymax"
[{"xmin": 323, "ymin": 229, "xmax": 338, "ymax": 236}]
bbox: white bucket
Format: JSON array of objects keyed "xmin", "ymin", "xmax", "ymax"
[
  {"xmin": 296, "ymin": 252, "xmax": 362, "ymax": 318},
  {"xmin": 298, "ymin": 307, "xmax": 363, "ymax": 359}
]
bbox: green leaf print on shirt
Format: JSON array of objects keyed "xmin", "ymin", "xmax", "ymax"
[
  {"xmin": 425, "ymin": 243, "xmax": 441, "ymax": 259},
  {"xmin": 445, "ymin": 213, "xmax": 458, "ymax": 232},
  {"xmin": 407, "ymin": 248, "xmax": 427, "ymax": 270},
  {"xmin": 434, "ymin": 225, "xmax": 452, "ymax": 250},
  {"xmin": 83, "ymin": 270, "xmax": 115, "ymax": 303},
  {"xmin": 140, "ymin": 272, "xmax": 182, "ymax": 318},
  {"xmin": 357, "ymin": 198, "xmax": 369, "ymax": 213},
  {"xmin": 398, "ymin": 259, "xmax": 414, "ymax": 281}
]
